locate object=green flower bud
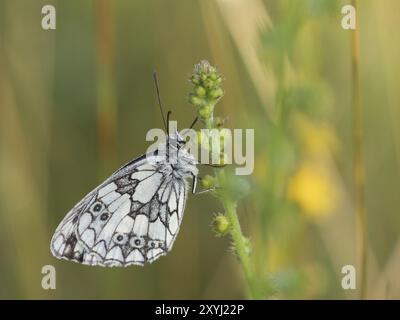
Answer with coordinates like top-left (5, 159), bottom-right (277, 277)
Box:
top-left (201, 174), bottom-right (216, 189)
top-left (190, 75), bottom-right (200, 85)
top-left (203, 79), bottom-right (214, 89)
top-left (189, 94), bottom-right (203, 107)
top-left (195, 85), bottom-right (206, 98)
top-left (210, 73), bottom-right (218, 81)
top-left (209, 88), bottom-right (224, 100)
top-left (212, 213), bottom-right (230, 236)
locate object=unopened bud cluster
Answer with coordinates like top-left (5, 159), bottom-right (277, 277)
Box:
top-left (189, 60), bottom-right (224, 123)
top-left (189, 61), bottom-right (231, 237)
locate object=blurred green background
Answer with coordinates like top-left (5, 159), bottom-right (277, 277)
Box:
top-left (0, 0), bottom-right (399, 299)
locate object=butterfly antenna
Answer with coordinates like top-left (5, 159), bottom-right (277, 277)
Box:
top-left (166, 110), bottom-right (172, 136)
top-left (189, 116), bottom-right (198, 130)
top-left (153, 71), bottom-right (168, 132)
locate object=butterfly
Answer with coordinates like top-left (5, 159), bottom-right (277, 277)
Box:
top-left (50, 74), bottom-right (200, 267)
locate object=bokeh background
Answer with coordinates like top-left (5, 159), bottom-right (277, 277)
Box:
top-left (0, 0), bottom-right (399, 299)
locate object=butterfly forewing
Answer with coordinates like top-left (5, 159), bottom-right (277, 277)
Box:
top-left (51, 153), bottom-right (190, 267)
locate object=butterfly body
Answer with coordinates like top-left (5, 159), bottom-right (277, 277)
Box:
top-left (51, 133), bottom-right (198, 267)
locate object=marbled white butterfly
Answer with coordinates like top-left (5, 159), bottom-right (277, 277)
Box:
top-left (50, 73), bottom-right (200, 267)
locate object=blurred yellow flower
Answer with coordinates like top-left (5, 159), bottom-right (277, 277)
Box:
top-left (287, 162), bottom-right (337, 217)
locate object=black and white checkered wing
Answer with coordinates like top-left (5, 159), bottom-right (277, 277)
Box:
top-left (50, 154), bottom-right (188, 267)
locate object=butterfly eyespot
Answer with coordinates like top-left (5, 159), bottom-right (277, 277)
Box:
top-left (148, 240), bottom-right (159, 248)
top-left (100, 213), bottom-right (109, 221)
top-left (112, 233), bottom-right (128, 245)
top-left (91, 202), bottom-right (103, 213)
top-left (129, 236), bottom-right (145, 248)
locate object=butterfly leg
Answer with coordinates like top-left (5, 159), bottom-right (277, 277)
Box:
top-left (191, 174), bottom-right (219, 195)
top-left (191, 172), bottom-right (198, 194)
top-left (193, 188), bottom-right (216, 195)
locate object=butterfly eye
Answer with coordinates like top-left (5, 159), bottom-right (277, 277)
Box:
top-left (129, 236), bottom-right (145, 248)
top-left (113, 233), bottom-right (128, 245)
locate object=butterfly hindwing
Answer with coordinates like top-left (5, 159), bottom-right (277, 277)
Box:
top-left (50, 154), bottom-right (189, 267)
top-left (50, 190), bottom-right (96, 263)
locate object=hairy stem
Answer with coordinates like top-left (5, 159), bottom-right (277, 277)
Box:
top-left (190, 60), bottom-right (260, 298)
top-left (204, 123), bottom-right (259, 299)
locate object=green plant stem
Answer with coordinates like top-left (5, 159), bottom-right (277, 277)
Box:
top-left (218, 172), bottom-right (258, 299)
top-left (351, 0), bottom-right (368, 300)
top-left (204, 119), bottom-right (259, 299)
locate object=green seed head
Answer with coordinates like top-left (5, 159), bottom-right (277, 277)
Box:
top-left (201, 174), bottom-right (216, 189)
top-left (209, 88), bottom-right (224, 100)
top-left (190, 75), bottom-right (200, 85)
top-left (188, 94), bottom-right (204, 107)
top-left (189, 60), bottom-right (223, 118)
top-left (212, 213), bottom-right (230, 236)
top-left (203, 79), bottom-right (214, 89)
top-left (195, 85), bottom-right (206, 98)
top-left (210, 73), bottom-right (218, 81)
